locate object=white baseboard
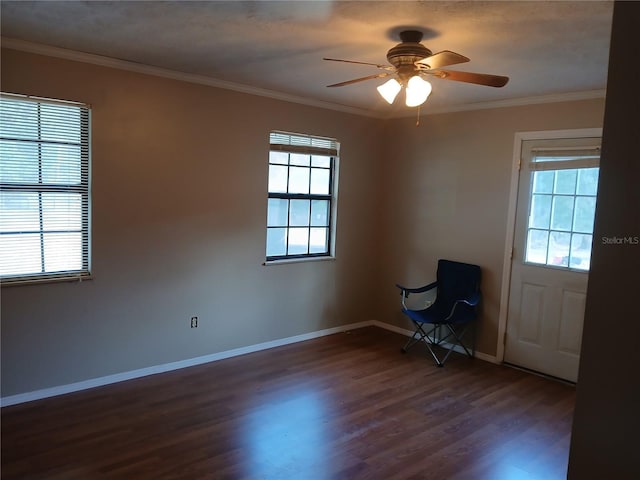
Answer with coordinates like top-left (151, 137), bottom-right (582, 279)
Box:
top-left (1, 319), bottom-right (497, 407)
top-left (1, 321), bottom-right (373, 407)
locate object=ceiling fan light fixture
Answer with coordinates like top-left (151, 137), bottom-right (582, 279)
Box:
top-left (405, 75), bottom-right (432, 107)
top-left (377, 78), bottom-right (402, 104)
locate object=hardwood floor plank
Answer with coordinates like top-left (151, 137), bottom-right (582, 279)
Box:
top-left (1, 327), bottom-right (575, 479)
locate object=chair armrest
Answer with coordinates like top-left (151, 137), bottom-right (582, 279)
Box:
top-left (444, 292), bottom-right (481, 322)
top-left (396, 281), bottom-right (438, 298)
top-left (456, 291), bottom-right (481, 307)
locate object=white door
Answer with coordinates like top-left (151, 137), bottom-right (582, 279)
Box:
top-left (505, 137), bottom-right (600, 382)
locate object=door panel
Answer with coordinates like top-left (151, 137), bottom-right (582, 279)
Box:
top-left (519, 283), bottom-right (544, 345)
top-left (558, 290), bottom-right (586, 355)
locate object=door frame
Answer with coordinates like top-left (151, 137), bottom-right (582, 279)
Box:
top-left (496, 127), bottom-right (603, 363)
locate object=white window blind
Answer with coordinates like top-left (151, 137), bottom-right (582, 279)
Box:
top-left (270, 131), bottom-right (339, 156)
top-left (0, 93), bottom-right (91, 284)
top-left (530, 146), bottom-right (600, 170)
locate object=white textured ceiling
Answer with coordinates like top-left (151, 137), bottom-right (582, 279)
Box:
top-left (0, 1), bottom-right (614, 116)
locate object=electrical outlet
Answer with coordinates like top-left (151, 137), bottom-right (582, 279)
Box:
top-left (190, 316), bottom-right (198, 328)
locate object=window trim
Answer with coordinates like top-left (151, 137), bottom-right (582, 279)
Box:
top-left (0, 92), bottom-right (92, 286)
top-left (265, 131), bottom-right (339, 263)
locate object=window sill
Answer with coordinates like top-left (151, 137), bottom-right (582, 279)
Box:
top-left (263, 256), bottom-right (336, 267)
top-left (1, 274), bottom-right (93, 287)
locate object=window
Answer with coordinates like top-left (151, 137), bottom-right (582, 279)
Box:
top-left (266, 131), bottom-right (338, 261)
top-left (0, 93), bottom-right (91, 284)
top-left (525, 147), bottom-right (599, 271)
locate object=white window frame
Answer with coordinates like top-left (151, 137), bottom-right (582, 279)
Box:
top-left (265, 131), bottom-right (339, 264)
top-left (0, 92), bottom-right (91, 285)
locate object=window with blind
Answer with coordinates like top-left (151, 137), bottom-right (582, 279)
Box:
top-left (266, 131), bottom-right (338, 261)
top-left (0, 93), bottom-right (91, 284)
top-left (525, 146), bottom-right (600, 271)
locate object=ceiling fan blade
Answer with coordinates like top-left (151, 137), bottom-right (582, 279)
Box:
top-left (430, 69), bottom-right (509, 87)
top-left (327, 72), bottom-right (391, 88)
top-left (416, 50), bottom-right (470, 69)
top-left (323, 57), bottom-right (394, 71)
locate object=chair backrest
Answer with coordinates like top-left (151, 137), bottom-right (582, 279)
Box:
top-left (436, 259), bottom-right (481, 312)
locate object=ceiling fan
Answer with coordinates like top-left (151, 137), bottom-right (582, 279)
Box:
top-left (324, 30), bottom-right (509, 107)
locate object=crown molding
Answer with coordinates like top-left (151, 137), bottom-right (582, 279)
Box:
top-left (1, 37), bottom-right (385, 119)
top-left (2, 37), bottom-right (605, 120)
top-left (393, 89), bottom-right (607, 118)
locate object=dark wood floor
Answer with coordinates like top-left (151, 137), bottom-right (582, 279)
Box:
top-left (1, 327), bottom-right (575, 480)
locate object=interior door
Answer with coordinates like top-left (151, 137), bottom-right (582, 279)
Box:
top-left (505, 137), bottom-right (600, 382)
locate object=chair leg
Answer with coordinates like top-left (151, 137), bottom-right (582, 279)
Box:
top-left (402, 321), bottom-right (476, 367)
top-left (444, 324), bottom-right (473, 356)
top-left (402, 322), bottom-right (430, 353)
top-left (402, 322), bottom-right (445, 367)
top-left (442, 323), bottom-right (476, 362)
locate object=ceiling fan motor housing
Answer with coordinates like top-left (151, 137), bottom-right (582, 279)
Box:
top-left (386, 30), bottom-right (432, 67)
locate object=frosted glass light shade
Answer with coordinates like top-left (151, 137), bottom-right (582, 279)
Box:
top-left (377, 78), bottom-right (402, 104)
top-left (405, 76), bottom-right (432, 107)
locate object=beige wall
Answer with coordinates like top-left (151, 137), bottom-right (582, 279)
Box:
top-left (377, 100), bottom-right (605, 355)
top-left (0, 49), bottom-right (384, 397)
top-left (1, 47), bottom-right (606, 398)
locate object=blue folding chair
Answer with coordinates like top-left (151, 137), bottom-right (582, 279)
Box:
top-left (396, 259), bottom-right (481, 367)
